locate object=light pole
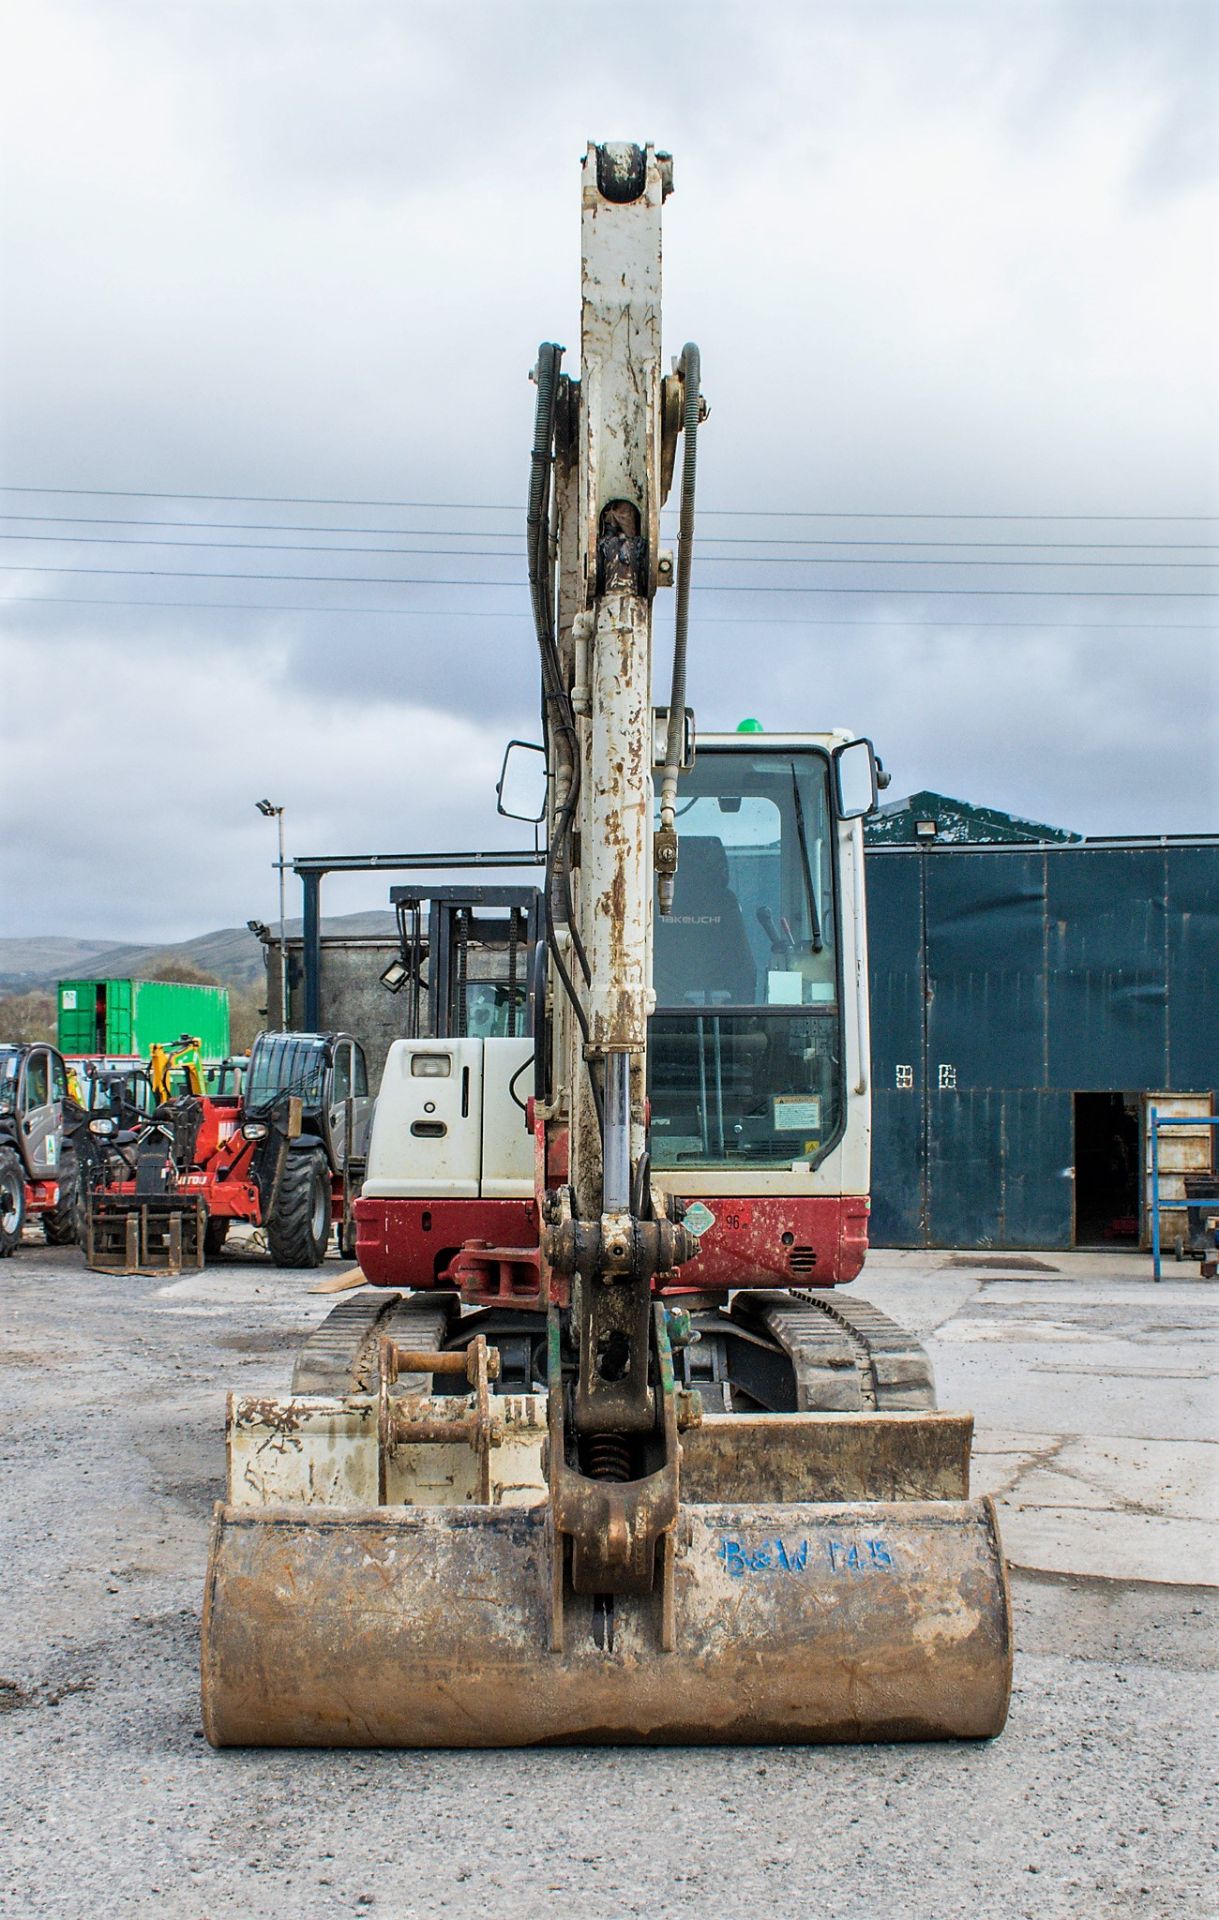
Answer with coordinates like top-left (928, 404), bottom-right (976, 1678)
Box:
top-left (255, 800), bottom-right (287, 1029)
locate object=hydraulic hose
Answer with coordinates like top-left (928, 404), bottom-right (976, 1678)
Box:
top-left (658, 343), bottom-right (700, 914)
top-left (527, 343), bottom-right (562, 658)
top-left (526, 342), bottom-right (600, 1131)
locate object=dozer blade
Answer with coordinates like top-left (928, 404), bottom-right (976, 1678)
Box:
top-left (202, 1397), bottom-right (1013, 1743)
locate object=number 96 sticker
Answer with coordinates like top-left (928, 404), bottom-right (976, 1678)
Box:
top-left (718, 1536), bottom-right (895, 1577)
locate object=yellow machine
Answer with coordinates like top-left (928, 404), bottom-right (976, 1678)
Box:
top-left (148, 1036), bottom-right (205, 1105)
top-left (200, 143), bottom-right (1012, 1748)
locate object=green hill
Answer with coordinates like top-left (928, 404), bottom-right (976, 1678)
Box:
top-left (0, 912), bottom-right (399, 996)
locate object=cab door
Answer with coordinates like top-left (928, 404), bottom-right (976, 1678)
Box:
top-left (18, 1047), bottom-right (60, 1178)
top-left (326, 1040), bottom-right (352, 1168)
top-left (349, 1043), bottom-right (372, 1161)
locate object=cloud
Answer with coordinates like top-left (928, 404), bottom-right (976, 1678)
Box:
top-left (0, 621), bottom-right (523, 939)
top-left (0, 0), bottom-right (1215, 935)
top-left (670, 607), bottom-right (1218, 834)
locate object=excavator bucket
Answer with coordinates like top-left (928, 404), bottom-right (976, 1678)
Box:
top-left (201, 1347), bottom-right (1012, 1747)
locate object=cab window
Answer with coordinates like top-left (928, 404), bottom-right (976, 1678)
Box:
top-left (24, 1052), bottom-right (49, 1109)
top-left (330, 1043), bottom-right (351, 1105)
top-left (648, 747), bottom-right (845, 1173)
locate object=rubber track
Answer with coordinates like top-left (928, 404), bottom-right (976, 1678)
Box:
top-left (795, 1289), bottom-right (937, 1410)
top-left (732, 1289), bottom-right (936, 1413)
top-left (291, 1291), bottom-right (456, 1395)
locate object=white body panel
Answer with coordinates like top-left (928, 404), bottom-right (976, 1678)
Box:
top-left (363, 1037), bottom-right (534, 1201)
top-left (480, 1038), bottom-right (535, 1198)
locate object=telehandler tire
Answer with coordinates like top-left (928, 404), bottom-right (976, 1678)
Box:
top-left (203, 1216), bottom-right (231, 1258)
top-left (42, 1147), bottom-right (79, 1246)
top-left (0, 1147), bottom-right (26, 1257)
top-left (266, 1151), bottom-right (331, 1268)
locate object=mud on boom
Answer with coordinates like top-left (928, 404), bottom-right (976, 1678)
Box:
top-left (201, 143), bottom-right (1012, 1749)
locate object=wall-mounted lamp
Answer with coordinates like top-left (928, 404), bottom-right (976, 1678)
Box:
top-left (380, 957), bottom-right (411, 994)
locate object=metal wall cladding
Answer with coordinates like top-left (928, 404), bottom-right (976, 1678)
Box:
top-left (924, 852), bottom-right (1046, 1090)
top-left (869, 855), bottom-right (925, 1247)
top-left (1165, 848), bottom-right (1219, 1090)
top-left (866, 842), bottom-right (1218, 1250)
top-left (130, 981), bottom-right (230, 1059)
top-left (1046, 850), bottom-right (1167, 1090)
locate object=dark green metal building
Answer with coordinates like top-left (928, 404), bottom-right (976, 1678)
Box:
top-left (864, 798), bottom-right (1218, 1249)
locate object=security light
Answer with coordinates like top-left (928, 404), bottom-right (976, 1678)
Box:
top-left (380, 957), bottom-right (410, 994)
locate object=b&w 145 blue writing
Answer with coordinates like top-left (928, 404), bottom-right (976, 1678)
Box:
top-left (718, 1536), bottom-right (895, 1577)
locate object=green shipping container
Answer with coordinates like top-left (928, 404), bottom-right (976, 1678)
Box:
top-left (57, 979), bottom-right (231, 1060)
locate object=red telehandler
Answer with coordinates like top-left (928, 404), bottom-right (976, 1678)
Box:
top-left (82, 1030), bottom-right (371, 1272)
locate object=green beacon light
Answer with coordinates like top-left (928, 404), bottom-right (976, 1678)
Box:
top-left (735, 717), bottom-right (764, 733)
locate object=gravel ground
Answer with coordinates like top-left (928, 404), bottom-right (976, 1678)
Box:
top-left (1, 1240), bottom-right (1215, 1920)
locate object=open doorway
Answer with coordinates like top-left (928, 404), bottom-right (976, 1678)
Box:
top-left (1074, 1092), bottom-right (1140, 1246)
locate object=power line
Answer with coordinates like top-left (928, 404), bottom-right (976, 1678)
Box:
top-left (0, 531), bottom-right (1210, 571)
top-left (0, 512), bottom-right (1214, 553)
top-left (1, 484), bottom-right (1215, 521)
top-left (6, 593), bottom-right (1216, 631)
top-left (3, 564), bottom-right (1213, 597)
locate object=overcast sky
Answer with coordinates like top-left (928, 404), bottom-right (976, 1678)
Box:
top-left (2, 0), bottom-right (1216, 941)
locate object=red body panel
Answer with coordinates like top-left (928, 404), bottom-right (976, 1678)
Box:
top-left (173, 1099), bottom-right (263, 1220)
top-left (354, 1191), bottom-right (868, 1300)
top-left (355, 1196), bottom-right (540, 1293)
top-left (173, 1166), bottom-right (262, 1221)
top-left (663, 1194), bottom-right (869, 1291)
top-left (23, 1177), bottom-right (61, 1216)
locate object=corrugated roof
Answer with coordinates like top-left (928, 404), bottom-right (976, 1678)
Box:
top-left (865, 789), bottom-right (1080, 846)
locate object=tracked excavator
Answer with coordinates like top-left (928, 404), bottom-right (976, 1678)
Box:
top-left (201, 142), bottom-right (1012, 1747)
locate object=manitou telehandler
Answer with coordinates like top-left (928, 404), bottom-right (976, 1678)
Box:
top-left (83, 1029), bottom-right (371, 1273)
top-left (201, 143), bottom-right (1012, 1748)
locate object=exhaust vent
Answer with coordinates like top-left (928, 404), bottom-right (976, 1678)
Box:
top-left (788, 1245), bottom-right (817, 1275)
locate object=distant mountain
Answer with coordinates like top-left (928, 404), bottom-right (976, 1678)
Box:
top-left (56, 926), bottom-right (269, 991)
top-left (0, 936), bottom-right (128, 995)
top-left (0, 911), bottom-right (399, 996)
top-left (0, 935), bottom-right (126, 984)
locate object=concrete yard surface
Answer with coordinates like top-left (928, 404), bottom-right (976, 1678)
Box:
top-left (0, 1242), bottom-right (1215, 1919)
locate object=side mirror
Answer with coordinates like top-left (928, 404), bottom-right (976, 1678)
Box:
top-left (832, 737), bottom-right (879, 819)
top-left (496, 740), bottom-right (547, 823)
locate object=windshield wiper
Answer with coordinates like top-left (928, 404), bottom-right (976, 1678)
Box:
top-left (790, 765), bottom-right (823, 954)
